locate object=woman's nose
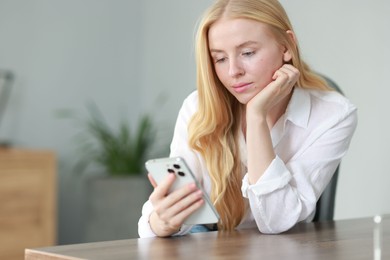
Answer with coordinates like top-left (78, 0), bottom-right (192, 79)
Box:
top-left (229, 59), bottom-right (245, 77)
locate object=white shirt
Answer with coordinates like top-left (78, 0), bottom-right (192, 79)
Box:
top-left (138, 87), bottom-right (358, 238)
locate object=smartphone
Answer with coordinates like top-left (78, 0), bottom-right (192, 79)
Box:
top-left (145, 156), bottom-right (220, 225)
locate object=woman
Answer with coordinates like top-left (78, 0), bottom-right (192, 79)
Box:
top-left (138, 0), bottom-right (357, 238)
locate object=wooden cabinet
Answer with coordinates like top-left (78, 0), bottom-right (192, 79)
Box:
top-left (0, 148), bottom-right (56, 260)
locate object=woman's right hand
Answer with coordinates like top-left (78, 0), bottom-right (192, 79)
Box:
top-left (147, 172), bottom-right (204, 237)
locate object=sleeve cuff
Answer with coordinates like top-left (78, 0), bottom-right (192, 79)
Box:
top-left (138, 200), bottom-right (157, 238)
top-left (241, 156), bottom-right (292, 198)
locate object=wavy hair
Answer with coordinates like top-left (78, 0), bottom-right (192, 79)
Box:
top-left (188, 0), bottom-right (331, 231)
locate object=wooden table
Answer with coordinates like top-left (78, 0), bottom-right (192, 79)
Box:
top-left (25, 216), bottom-right (389, 260)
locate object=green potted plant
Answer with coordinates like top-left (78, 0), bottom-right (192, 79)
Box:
top-left (67, 102), bottom-right (158, 176)
top-left (58, 102), bottom-right (168, 241)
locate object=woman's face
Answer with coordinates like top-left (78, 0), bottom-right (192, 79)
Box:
top-left (208, 18), bottom-right (288, 104)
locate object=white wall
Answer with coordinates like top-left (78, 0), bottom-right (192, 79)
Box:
top-left (0, 0), bottom-right (149, 244)
top-left (141, 0), bottom-right (212, 133)
top-left (0, 0), bottom-right (388, 244)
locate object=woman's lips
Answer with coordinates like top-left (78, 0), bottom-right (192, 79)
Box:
top-left (232, 82), bottom-right (252, 93)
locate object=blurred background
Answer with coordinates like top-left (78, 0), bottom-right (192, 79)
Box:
top-left (0, 0), bottom-right (388, 251)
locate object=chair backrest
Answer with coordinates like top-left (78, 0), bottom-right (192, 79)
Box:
top-left (0, 70), bottom-right (13, 147)
top-left (312, 74), bottom-right (342, 222)
top-left (0, 70), bottom-right (13, 124)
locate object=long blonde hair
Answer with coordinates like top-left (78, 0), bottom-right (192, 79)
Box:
top-left (188, 0), bottom-right (331, 231)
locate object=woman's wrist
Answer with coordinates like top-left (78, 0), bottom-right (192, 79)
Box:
top-left (149, 211), bottom-right (181, 237)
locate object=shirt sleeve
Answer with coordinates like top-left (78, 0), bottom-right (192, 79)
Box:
top-left (241, 104), bottom-right (358, 234)
top-left (137, 200), bottom-right (156, 238)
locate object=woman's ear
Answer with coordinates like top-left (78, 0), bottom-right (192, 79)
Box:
top-left (283, 30), bottom-right (296, 63)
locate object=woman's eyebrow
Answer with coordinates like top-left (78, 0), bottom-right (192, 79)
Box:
top-left (237, 40), bottom-right (258, 48)
top-left (210, 40), bottom-right (259, 53)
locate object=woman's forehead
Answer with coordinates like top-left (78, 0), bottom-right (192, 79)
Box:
top-left (208, 18), bottom-right (275, 49)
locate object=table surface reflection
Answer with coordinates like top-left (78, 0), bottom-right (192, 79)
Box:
top-left (25, 216), bottom-right (390, 260)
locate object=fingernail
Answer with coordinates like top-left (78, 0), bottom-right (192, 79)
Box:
top-left (188, 183), bottom-right (196, 190)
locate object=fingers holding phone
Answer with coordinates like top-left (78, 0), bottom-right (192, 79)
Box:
top-left (147, 171), bottom-right (204, 236)
top-left (145, 157), bottom-right (220, 237)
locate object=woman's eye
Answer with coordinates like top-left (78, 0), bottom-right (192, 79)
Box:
top-left (215, 57), bottom-right (226, 63)
top-left (242, 51), bottom-right (255, 57)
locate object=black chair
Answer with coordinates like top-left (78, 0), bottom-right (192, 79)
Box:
top-left (0, 70), bottom-right (14, 147)
top-left (312, 74), bottom-right (342, 222)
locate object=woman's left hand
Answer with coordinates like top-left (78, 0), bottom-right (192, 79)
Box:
top-left (247, 64), bottom-right (299, 118)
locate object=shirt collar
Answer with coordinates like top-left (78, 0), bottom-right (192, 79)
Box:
top-left (285, 87), bottom-right (311, 129)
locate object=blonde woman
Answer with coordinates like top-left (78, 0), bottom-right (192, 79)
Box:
top-left (138, 0), bottom-right (357, 238)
